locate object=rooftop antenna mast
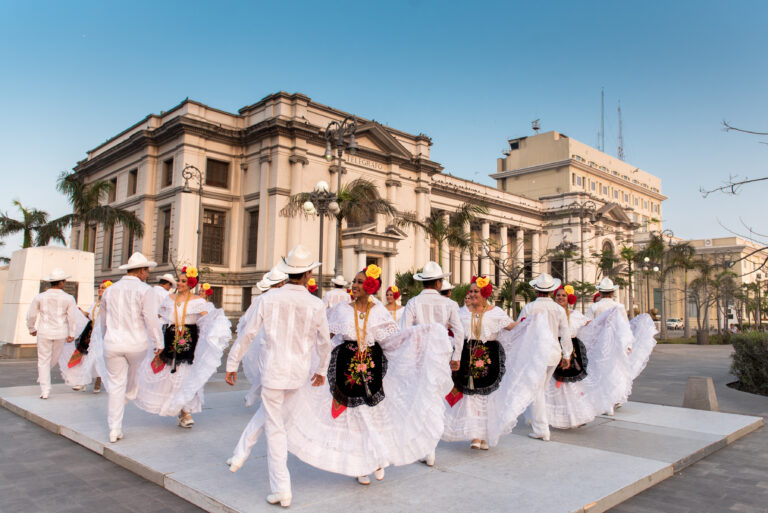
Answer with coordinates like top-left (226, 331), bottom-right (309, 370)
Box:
top-left (617, 100), bottom-right (625, 160)
top-left (532, 119), bottom-right (541, 134)
top-left (600, 87), bottom-right (605, 151)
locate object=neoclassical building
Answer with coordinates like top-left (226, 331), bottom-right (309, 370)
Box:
top-left (70, 92), bottom-right (664, 315)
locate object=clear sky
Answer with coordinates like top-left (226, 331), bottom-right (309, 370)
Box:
top-left (1, 0), bottom-right (767, 256)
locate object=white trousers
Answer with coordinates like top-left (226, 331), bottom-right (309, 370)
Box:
top-left (262, 387), bottom-right (298, 494)
top-left (233, 404), bottom-right (266, 464)
top-left (104, 349), bottom-right (145, 431)
top-left (529, 364), bottom-right (558, 436)
top-left (37, 337), bottom-right (66, 394)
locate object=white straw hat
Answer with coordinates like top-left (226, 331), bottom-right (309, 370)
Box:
top-left (331, 275), bottom-right (348, 287)
top-left (43, 268), bottom-right (70, 282)
top-left (119, 252), bottom-right (158, 271)
top-left (158, 273), bottom-right (177, 288)
top-left (265, 267), bottom-right (288, 285)
top-left (596, 277), bottom-right (620, 292)
top-left (275, 245), bottom-right (321, 274)
top-left (530, 273), bottom-right (561, 292)
top-left (413, 261), bottom-right (450, 281)
top-left (441, 281), bottom-right (455, 291)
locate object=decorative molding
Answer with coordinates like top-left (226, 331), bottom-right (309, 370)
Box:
top-left (329, 164), bottom-right (347, 175)
top-left (289, 155), bottom-right (309, 166)
top-left (267, 187), bottom-right (291, 197)
top-left (259, 154), bottom-right (272, 164)
top-left (385, 179), bottom-right (402, 187)
top-left (415, 186), bottom-right (430, 194)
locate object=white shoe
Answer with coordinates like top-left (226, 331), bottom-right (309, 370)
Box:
top-left (40, 391), bottom-right (49, 399)
top-left (72, 385), bottom-right (86, 391)
top-left (421, 451), bottom-right (435, 467)
top-left (178, 411), bottom-right (194, 428)
top-left (374, 468), bottom-right (385, 481)
top-left (109, 430), bottom-right (123, 443)
top-left (357, 475), bottom-right (371, 485)
top-left (266, 492), bottom-right (292, 507)
top-left (605, 406), bottom-right (615, 416)
top-left (93, 378), bottom-right (102, 393)
top-left (229, 456), bottom-right (245, 473)
top-left (528, 432), bottom-right (550, 441)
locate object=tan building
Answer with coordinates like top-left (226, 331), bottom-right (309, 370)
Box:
top-left (70, 93), bottom-right (663, 316)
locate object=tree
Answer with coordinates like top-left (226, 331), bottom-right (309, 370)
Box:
top-left (713, 268), bottom-right (739, 334)
top-left (0, 200), bottom-right (66, 248)
top-left (689, 258), bottom-right (718, 344)
top-left (666, 242), bottom-right (696, 337)
top-left (0, 240), bottom-right (9, 264)
top-left (51, 172), bottom-right (144, 251)
top-left (619, 246), bottom-right (637, 319)
top-left (282, 178), bottom-right (399, 273)
top-left (413, 203), bottom-right (487, 266)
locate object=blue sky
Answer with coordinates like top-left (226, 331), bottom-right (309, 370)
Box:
top-left (1, 0), bottom-right (767, 255)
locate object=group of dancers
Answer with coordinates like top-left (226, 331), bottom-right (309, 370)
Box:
top-left (26, 244), bottom-right (656, 509)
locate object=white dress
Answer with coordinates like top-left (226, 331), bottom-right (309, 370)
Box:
top-left (442, 306), bottom-right (554, 445)
top-left (134, 296), bottom-right (231, 416)
top-left (628, 314), bottom-right (658, 380)
top-left (231, 301), bottom-right (453, 477)
top-left (59, 305), bottom-right (106, 389)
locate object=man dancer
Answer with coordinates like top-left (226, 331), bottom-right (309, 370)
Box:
top-left (153, 273), bottom-right (176, 304)
top-left (518, 273), bottom-right (573, 441)
top-left (225, 245), bottom-right (332, 508)
top-left (322, 275), bottom-right (349, 310)
top-left (99, 252), bottom-right (163, 443)
top-left (27, 267), bottom-right (79, 399)
top-left (399, 261), bottom-right (464, 466)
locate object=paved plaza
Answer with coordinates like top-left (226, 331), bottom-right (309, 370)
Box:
top-left (0, 345), bottom-right (766, 513)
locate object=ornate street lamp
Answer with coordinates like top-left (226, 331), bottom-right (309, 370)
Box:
top-left (642, 256), bottom-right (660, 314)
top-left (302, 181), bottom-right (341, 296)
top-left (323, 116), bottom-right (358, 277)
top-left (182, 164), bottom-right (204, 272)
top-left (568, 200), bottom-right (598, 313)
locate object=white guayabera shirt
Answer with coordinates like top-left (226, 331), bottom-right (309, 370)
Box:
top-left (99, 275), bottom-right (164, 353)
top-left (586, 297), bottom-right (632, 349)
top-left (27, 288), bottom-right (79, 339)
top-left (518, 297), bottom-right (573, 365)
top-left (323, 288), bottom-right (350, 311)
top-left (227, 283), bottom-right (332, 390)
top-left (399, 289), bottom-right (465, 359)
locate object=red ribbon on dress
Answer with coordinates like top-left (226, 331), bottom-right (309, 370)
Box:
top-left (151, 355), bottom-right (165, 374)
top-left (67, 350), bottom-right (82, 368)
top-left (331, 399), bottom-right (347, 418)
top-left (445, 387), bottom-right (463, 407)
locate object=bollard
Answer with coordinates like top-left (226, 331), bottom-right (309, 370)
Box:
top-left (682, 376), bottom-right (719, 411)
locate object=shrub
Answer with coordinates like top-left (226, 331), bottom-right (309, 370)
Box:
top-left (730, 332), bottom-right (768, 396)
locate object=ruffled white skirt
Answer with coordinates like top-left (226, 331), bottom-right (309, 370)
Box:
top-left (59, 315), bottom-right (110, 390)
top-left (134, 309), bottom-right (231, 416)
top-left (233, 323), bottom-right (453, 477)
top-left (442, 315), bottom-right (554, 445)
top-left (628, 314), bottom-right (658, 379)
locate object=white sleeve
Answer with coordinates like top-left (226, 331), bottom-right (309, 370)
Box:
top-left (26, 295), bottom-right (40, 333)
top-left (448, 304), bottom-right (465, 359)
top-left (226, 303), bottom-right (264, 372)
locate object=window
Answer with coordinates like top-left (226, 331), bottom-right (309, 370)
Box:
top-left (634, 198), bottom-right (639, 206)
top-left (590, 181), bottom-right (596, 191)
top-left (206, 158), bottom-right (229, 188)
top-left (602, 186), bottom-right (608, 195)
top-left (613, 190), bottom-right (619, 199)
top-left (108, 178), bottom-right (117, 202)
top-left (157, 207), bottom-right (172, 263)
top-left (246, 209), bottom-right (259, 265)
top-left (202, 209), bottom-right (226, 265)
top-left (210, 286), bottom-right (223, 308)
top-left (128, 169), bottom-right (138, 196)
top-left (103, 226), bottom-right (114, 270)
top-left (121, 226), bottom-right (135, 264)
top-left (624, 193), bottom-right (629, 203)
top-left (162, 158), bottom-right (173, 187)
top-left (509, 140), bottom-right (519, 151)
top-left (644, 201), bottom-right (649, 210)
top-left (576, 176), bottom-right (582, 186)
top-left (242, 287), bottom-right (252, 311)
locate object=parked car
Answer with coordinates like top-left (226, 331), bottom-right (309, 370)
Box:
top-left (666, 318), bottom-right (683, 330)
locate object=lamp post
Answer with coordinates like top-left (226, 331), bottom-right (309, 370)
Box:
top-left (302, 181), bottom-right (341, 296)
top-left (554, 240), bottom-right (577, 283)
top-left (568, 200), bottom-right (598, 313)
top-left (757, 272), bottom-right (762, 331)
top-left (182, 164), bottom-right (204, 272)
top-left (323, 117), bottom-right (358, 277)
top-left (642, 256), bottom-right (660, 315)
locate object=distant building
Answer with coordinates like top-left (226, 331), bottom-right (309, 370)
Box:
top-left (70, 93), bottom-right (664, 315)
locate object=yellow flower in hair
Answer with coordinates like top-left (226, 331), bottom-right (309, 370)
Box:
top-left (103, 280), bottom-right (113, 288)
top-left (201, 282), bottom-right (211, 291)
top-left (391, 285), bottom-right (399, 293)
top-left (365, 264), bottom-right (382, 280)
top-left (307, 278), bottom-right (317, 287)
top-left (186, 266), bottom-right (198, 278)
top-left (476, 276), bottom-right (490, 289)
top-left (564, 285), bottom-right (575, 295)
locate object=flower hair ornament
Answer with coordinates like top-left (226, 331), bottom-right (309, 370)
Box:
top-left (386, 285), bottom-right (400, 300)
top-left (101, 280), bottom-right (113, 288)
top-left (181, 266), bottom-right (198, 289)
top-left (201, 282), bottom-right (213, 297)
top-left (471, 275), bottom-right (493, 299)
top-left (557, 284), bottom-right (578, 306)
top-left (307, 278), bottom-right (318, 294)
top-left (362, 264), bottom-right (382, 295)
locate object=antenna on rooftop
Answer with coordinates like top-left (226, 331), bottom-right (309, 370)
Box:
top-left (599, 88), bottom-right (605, 152)
top-left (531, 119), bottom-right (541, 134)
top-left (617, 100), bottom-right (625, 160)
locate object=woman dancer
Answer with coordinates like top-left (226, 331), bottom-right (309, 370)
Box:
top-left (384, 285), bottom-right (403, 321)
top-left (443, 276), bottom-right (554, 449)
top-left (60, 280), bottom-right (112, 393)
top-left (135, 267), bottom-right (230, 427)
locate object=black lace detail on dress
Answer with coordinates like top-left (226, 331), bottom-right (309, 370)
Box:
top-left (553, 337), bottom-right (588, 382)
top-left (160, 324), bottom-right (199, 373)
top-left (328, 340), bottom-right (388, 408)
top-left (451, 340), bottom-right (506, 396)
top-left (74, 321), bottom-right (93, 354)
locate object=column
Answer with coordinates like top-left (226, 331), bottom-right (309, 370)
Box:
top-left (498, 225), bottom-right (508, 282)
top-left (414, 187), bottom-right (427, 265)
top-left (461, 220), bottom-right (471, 282)
top-left (515, 228), bottom-right (525, 271)
top-left (531, 231), bottom-right (541, 276)
top-left (451, 247), bottom-right (460, 284)
top-left (256, 155), bottom-right (270, 269)
top-left (386, 254), bottom-right (396, 293)
top-left (357, 250), bottom-right (367, 271)
top-left (287, 155), bottom-right (307, 249)
top-left (480, 221), bottom-right (490, 276)
top-left (440, 212), bottom-right (450, 272)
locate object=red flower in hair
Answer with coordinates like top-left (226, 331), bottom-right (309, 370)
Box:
top-left (472, 275), bottom-right (492, 298)
top-left (205, 288), bottom-right (213, 297)
top-left (187, 276), bottom-right (198, 289)
top-left (387, 286), bottom-right (400, 300)
top-left (363, 276), bottom-right (380, 295)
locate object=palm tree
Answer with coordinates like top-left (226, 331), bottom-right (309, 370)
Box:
top-left (667, 242), bottom-right (696, 337)
top-left (49, 172), bottom-right (144, 252)
top-left (620, 246), bottom-right (636, 319)
top-left (0, 200), bottom-right (66, 248)
top-left (413, 202), bottom-right (487, 266)
top-left (0, 240), bottom-right (9, 264)
top-left (281, 178), bottom-right (399, 273)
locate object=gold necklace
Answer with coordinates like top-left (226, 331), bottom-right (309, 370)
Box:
top-left (470, 304), bottom-right (487, 340)
top-left (353, 301), bottom-right (372, 352)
